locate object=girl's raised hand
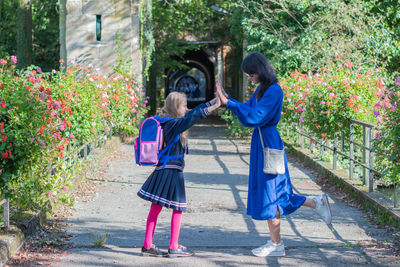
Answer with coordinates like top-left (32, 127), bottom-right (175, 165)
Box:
top-left (215, 93), bottom-right (221, 107)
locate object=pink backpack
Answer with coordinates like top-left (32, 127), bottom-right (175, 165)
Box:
top-left (134, 115), bottom-right (182, 168)
top-left (134, 116), bottom-right (164, 166)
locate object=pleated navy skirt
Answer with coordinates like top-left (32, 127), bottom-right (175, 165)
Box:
top-left (137, 168), bottom-right (187, 211)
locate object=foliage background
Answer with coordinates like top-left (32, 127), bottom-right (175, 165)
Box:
top-left (0, 0), bottom-right (59, 71)
top-left (236, 0), bottom-right (400, 78)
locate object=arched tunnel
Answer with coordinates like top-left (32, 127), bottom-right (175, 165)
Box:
top-left (165, 49), bottom-right (215, 108)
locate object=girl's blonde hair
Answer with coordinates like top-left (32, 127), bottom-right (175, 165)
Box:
top-left (160, 92), bottom-right (188, 146)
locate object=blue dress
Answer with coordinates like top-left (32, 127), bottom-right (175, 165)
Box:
top-left (226, 83), bottom-right (306, 220)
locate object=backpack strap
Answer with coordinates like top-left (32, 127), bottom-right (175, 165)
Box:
top-left (158, 134), bottom-right (184, 168)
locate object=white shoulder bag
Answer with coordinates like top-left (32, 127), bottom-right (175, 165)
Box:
top-left (258, 127), bottom-right (285, 175)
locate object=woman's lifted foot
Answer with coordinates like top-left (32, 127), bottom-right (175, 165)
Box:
top-left (141, 244), bottom-right (168, 257)
top-left (168, 244), bottom-right (194, 258)
top-left (313, 193), bottom-right (332, 224)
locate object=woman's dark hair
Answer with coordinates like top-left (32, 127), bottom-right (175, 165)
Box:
top-left (241, 52), bottom-right (278, 101)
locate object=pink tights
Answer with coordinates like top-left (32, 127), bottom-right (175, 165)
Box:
top-left (143, 203), bottom-right (183, 250)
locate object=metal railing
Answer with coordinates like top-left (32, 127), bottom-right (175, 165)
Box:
top-left (1, 128), bottom-right (116, 229)
top-left (281, 119), bottom-right (398, 208)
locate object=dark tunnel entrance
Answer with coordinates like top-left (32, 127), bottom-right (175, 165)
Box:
top-left (165, 49), bottom-right (215, 108)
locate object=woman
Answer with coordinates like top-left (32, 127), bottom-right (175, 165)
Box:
top-left (216, 52), bottom-right (331, 257)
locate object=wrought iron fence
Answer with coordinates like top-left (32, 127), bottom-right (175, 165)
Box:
top-left (281, 119), bottom-right (398, 208)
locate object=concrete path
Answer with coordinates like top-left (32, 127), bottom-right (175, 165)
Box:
top-left (55, 118), bottom-right (399, 266)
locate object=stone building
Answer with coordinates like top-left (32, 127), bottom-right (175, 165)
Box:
top-left (64, 0), bottom-right (244, 111)
top-left (65, 0), bottom-right (143, 81)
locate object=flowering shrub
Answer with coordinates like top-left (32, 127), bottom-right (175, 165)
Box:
top-left (374, 78), bottom-right (400, 185)
top-left (0, 55), bottom-right (148, 211)
top-left (281, 62), bottom-right (382, 139)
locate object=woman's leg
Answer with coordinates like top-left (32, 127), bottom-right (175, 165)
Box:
top-left (267, 209), bottom-right (281, 244)
top-left (302, 198), bottom-right (316, 209)
top-left (169, 209), bottom-right (183, 250)
top-left (143, 203), bottom-right (163, 249)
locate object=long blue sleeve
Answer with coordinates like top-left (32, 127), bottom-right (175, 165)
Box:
top-left (163, 103), bottom-right (209, 144)
top-left (226, 83), bottom-right (282, 128)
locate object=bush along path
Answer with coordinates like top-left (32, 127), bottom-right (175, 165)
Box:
top-left (4, 117), bottom-right (400, 266)
top-left (0, 55), bottom-right (149, 223)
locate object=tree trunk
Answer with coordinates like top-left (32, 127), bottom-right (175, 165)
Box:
top-left (59, 0), bottom-right (67, 69)
top-left (16, 0), bottom-right (32, 69)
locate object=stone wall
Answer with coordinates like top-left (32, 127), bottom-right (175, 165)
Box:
top-left (66, 0), bottom-right (142, 81)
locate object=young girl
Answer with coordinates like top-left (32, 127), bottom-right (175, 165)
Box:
top-left (216, 52), bottom-right (332, 257)
top-left (137, 92), bottom-right (220, 257)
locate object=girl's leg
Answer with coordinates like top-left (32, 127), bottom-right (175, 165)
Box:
top-left (143, 203), bottom-right (163, 249)
top-left (267, 209), bottom-right (281, 244)
top-left (302, 197), bottom-right (316, 209)
top-left (169, 209), bottom-right (183, 250)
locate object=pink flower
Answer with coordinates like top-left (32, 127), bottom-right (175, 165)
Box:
top-left (320, 101), bottom-right (326, 105)
top-left (395, 77), bottom-right (400, 87)
top-left (10, 55), bottom-right (17, 64)
top-left (62, 186), bottom-right (67, 192)
top-left (376, 134), bottom-right (381, 140)
top-left (54, 132), bottom-right (61, 139)
top-left (0, 59), bottom-right (7, 65)
top-left (0, 169), bottom-right (2, 173)
top-left (47, 191), bottom-right (53, 197)
top-left (299, 117), bottom-right (304, 123)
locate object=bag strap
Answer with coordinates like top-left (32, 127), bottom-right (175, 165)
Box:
top-left (158, 134), bottom-right (184, 168)
top-left (258, 127), bottom-right (265, 149)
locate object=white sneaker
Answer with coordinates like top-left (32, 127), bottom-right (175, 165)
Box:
top-left (313, 194), bottom-right (332, 224)
top-left (251, 240), bottom-right (285, 257)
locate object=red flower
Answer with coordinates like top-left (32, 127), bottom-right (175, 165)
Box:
top-left (2, 152), bottom-right (8, 158)
top-left (344, 60), bottom-right (352, 68)
top-left (347, 98), bottom-right (355, 107)
top-left (1, 101), bottom-right (6, 108)
top-left (2, 136), bottom-right (7, 142)
top-left (0, 83), bottom-right (4, 89)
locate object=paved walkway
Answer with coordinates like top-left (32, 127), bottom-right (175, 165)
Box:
top-left (55, 118), bottom-right (398, 266)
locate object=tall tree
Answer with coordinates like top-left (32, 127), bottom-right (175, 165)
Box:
top-left (16, 0), bottom-right (32, 68)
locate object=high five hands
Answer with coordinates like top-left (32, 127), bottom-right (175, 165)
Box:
top-left (207, 84), bottom-right (222, 113)
top-left (216, 77), bottom-right (228, 106)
